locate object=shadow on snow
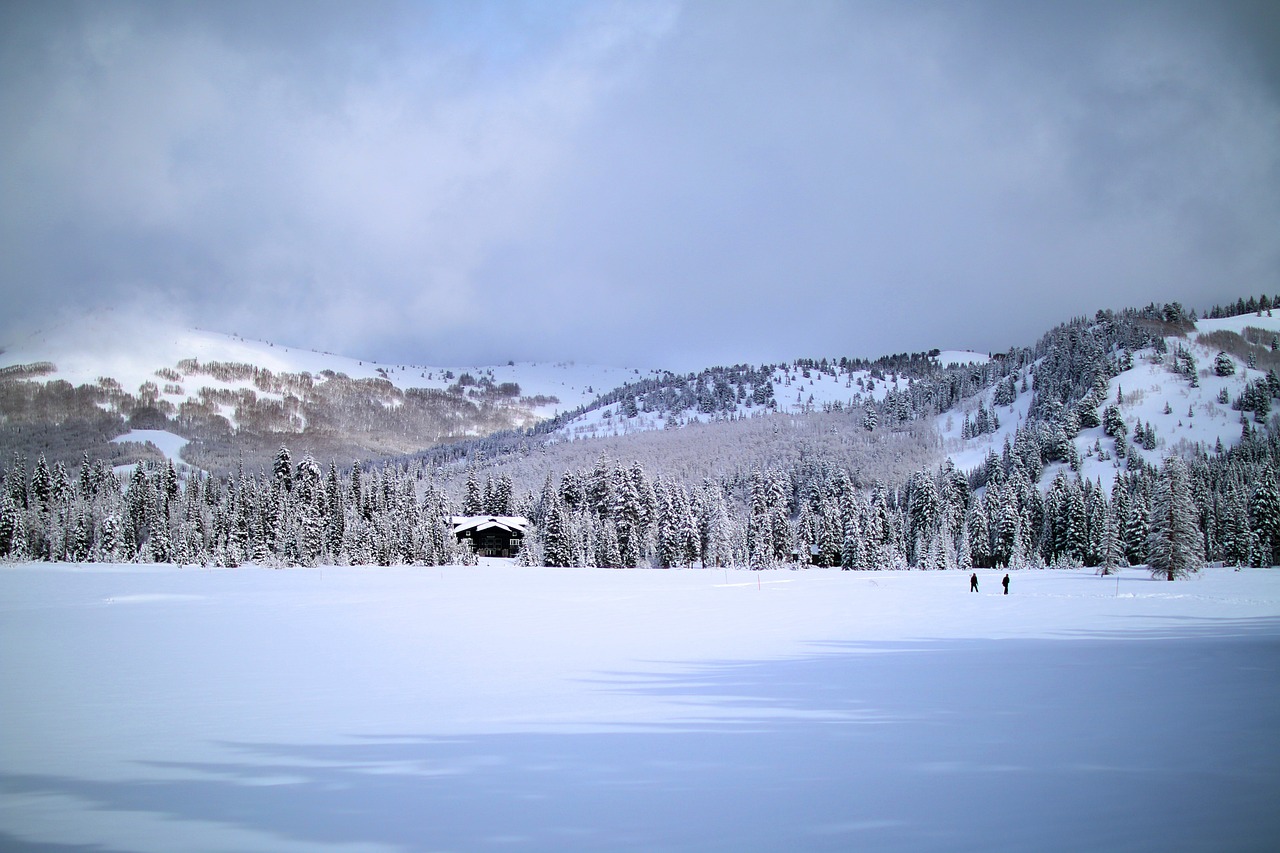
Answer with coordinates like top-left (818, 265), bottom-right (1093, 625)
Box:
top-left (5, 620), bottom-right (1280, 853)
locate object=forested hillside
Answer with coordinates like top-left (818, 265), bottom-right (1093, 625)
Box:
top-left (5, 296), bottom-right (1280, 577)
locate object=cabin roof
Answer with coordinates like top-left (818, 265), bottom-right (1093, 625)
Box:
top-left (451, 516), bottom-right (529, 536)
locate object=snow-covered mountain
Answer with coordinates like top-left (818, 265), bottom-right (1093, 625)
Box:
top-left (1, 310), bottom-right (649, 421)
top-left (5, 302), bottom-right (1279, 491)
top-left (0, 311), bottom-right (660, 472)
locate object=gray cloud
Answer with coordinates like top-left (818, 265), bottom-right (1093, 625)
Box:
top-left (2, 0), bottom-right (1277, 371)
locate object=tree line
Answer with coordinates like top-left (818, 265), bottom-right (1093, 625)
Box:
top-left (0, 447), bottom-right (474, 568)
top-left (4, 421), bottom-right (1277, 583)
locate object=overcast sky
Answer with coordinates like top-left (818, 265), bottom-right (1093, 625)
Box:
top-left (2, 1), bottom-right (1277, 371)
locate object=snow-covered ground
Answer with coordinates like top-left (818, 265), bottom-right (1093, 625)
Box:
top-left (2, 563), bottom-right (1278, 852)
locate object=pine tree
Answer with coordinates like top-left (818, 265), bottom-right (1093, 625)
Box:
top-left (31, 454), bottom-right (52, 513)
top-left (596, 519), bottom-right (622, 568)
top-left (490, 475), bottom-right (513, 515)
top-left (1063, 479), bottom-right (1087, 565)
top-left (1099, 503), bottom-right (1125, 574)
top-left (541, 497), bottom-right (573, 567)
top-left (325, 462), bottom-right (345, 556)
top-left (841, 511), bottom-right (864, 570)
top-left (1220, 485), bottom-right (1253, 567)
top-left (955, 521), bottom-right (973, 572)
top-left (966, 499), bottom-right (990, 568)
top-left (1248, 471), bottom-right (1280, 566)
top-left (148, 511), bottom-right (172, 564)
top-left (766, 468), bottom-right (793, 564)
top-left (463, 471), bottom-right (483, 515)
top-left (350, 459), bottom-right (365, 517)
top-left (818, 498), bottom-right (843, 567)
top-left (677, 486), bottom-right (700, 566)
top-left (747, 471), bottom-right (773, 569)
top-left (656, 482), bottom-right (681, 568)
top-left (1085, 483), bottom-right (1107, 566)
top-left (1125, 489), bottom-right (1149, 565)
top-left (0, 493), bottom-right (17, 557)
top-left (906, 471), bottom-right (940, 566)
top-left (273, 445), bottom-right (293, 492)
top-left (1146, 457), bottom-right (1204, 580)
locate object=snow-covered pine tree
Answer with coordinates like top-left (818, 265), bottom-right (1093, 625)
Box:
top-left (31, 454), bottom-right (52, 513)
top-left (1124, 486), bottom-right (1149, 566)
top-left (746, 470), bottom-right (773, 569)
top-left (1084, 482), bottom-right (1107, 566)
top-left (1098, 502), bottom-right (1125, 575)
top-left (463, 471), bottom-right (483, 516)
top-left (905, 471), bottom-right (940, 566)
top-left (966, 499), bottom-right (990, 568)
top-left (1146, 456), bottom-right (1203, 580)
top-left (0, 493), bottom-right (19, 556)
top-left (595, 518), bottom-right (622, 568)
top-left (841, 509), bottom-right (864, 570)
top-left (273, 445), bottom-right (293, 492)
top-left (1248, 471), bottom-right (1280, 567)
top-left (1220, 484), bottom-right (1253, 567)
top-left (767, 468), bottom-right (793, 564)
top-left (955, 520), bottom-right (972, 572)
top-left (491, 475), bottom-right (513, 515)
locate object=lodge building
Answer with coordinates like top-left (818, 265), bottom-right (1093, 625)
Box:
top-left (451, 516), bottom-right (529, 558)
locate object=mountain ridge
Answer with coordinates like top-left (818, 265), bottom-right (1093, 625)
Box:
top-left (5, 299), bottom-right (1280, 495)
top-left (0, 311), bottom-right (658, 473)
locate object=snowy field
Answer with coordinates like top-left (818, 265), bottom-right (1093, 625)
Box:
top-left (2, 563), bottom-right (1279, 852)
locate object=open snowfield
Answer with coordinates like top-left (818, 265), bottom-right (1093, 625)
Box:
top-left (2, 563), bottom-right (1279, 852)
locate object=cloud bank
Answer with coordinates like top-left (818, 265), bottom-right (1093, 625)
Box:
top-left (2, 1), bottom-right (1277, 370)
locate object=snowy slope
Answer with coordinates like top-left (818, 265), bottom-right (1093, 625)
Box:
top-left (1064, 313), bottom-right (1280, 490)
top-left (939, 369), bottom-right (1034, 473)
top-left (1, 562), bottom-right (1277, 852)
top-left (2, 311), bottom-right (1000, 460)
top-left (0, 311), bottom-right (655, 427)
top-left (938, 313), bottom-right (1280, 491)
top-left (553, 350), bottom-right (991, 441)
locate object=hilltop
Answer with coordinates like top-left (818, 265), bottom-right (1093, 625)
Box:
top-left (0, 310), bottom-right (657, 473)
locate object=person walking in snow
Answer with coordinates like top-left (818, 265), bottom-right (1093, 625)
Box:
top-left (1002, 573), bottom-right (1010, 595)
top-left (970, 572), bottom-right (979, 592)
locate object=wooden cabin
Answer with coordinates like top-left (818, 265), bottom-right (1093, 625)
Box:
top-left (451, 516), bottom-right (529, 558)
